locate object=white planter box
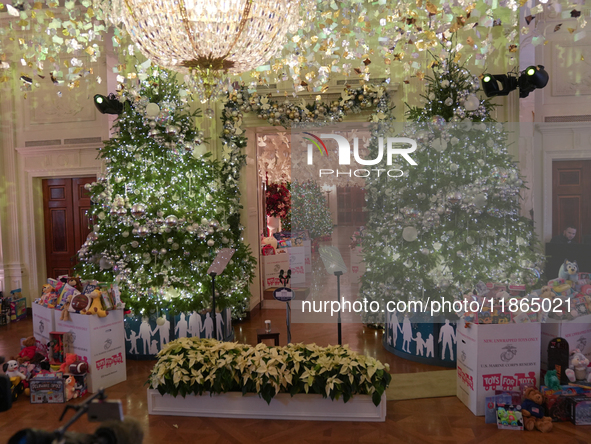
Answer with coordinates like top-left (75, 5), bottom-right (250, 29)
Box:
top-left (54, 310), bottom-right (127, 392)
top-left (456, 320), bottom-right (541, 416)
top-left (541, 314), bottom-right (591, 370)
top-left (32, 304), bottom-right (55, 346)
top-left (147, 389), bottom-right (386, 422)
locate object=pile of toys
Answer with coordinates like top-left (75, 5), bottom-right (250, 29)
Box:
top-left (35, 275), bottom-right (123, 320)
top-left (460, 260), bottom-right (591, 324)
top-left (0, 336), bottom-right (88, 406)
top-left (0, 289), bottom-right (27, 326)
top-left (261, 230), bottom-right (309, 256)
top-left (485, 386), bottom-right (554, 432)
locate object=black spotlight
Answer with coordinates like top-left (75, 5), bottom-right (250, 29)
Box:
top-left (518, 65), bottom-right (549, 98)
top-left (481, 73), bottom-right (518, 97)
top-left (94, 93), bottom-right (124, 115)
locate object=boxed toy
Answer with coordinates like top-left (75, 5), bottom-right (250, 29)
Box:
top-left (30, 373), bottom-right (65, 404)
top-left (484, 393), bottom-right (512, 424)
top-left (9, 297), bottom-right (27, 322)
top-left (48, 332), bottom-right (73, 364)
top-left (568, 395), bottom-right (591, 425)
top-left (541, 385), bottom-right (591, 422)
top-left (496, 404), bottom-right (524, 430)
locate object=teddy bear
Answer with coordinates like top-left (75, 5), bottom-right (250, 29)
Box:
top-left (521, 387), bottom-right (553, 433)
top-left (67, 277), bottom-right (83, 293)
top-left (566, 349), bottom-right (591, 382)
top-left (16, 336), bottom-right (37, 365)
top-left (81, 289), bottom-right (107, 317)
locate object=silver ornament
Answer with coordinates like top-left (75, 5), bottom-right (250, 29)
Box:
top-left (131, 203), bottom-right (146, 219)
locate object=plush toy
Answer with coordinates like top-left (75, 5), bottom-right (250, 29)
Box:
top-left (65, 375), bottom-right (78, 401)
top-left (17, 336), bottom-right (37, 364)
top-left (39, 284), bottom-right (55, 306)
top-left (559, 259), bottom-right (579, 282)
top-left (67, 277), bottom-right (83, 293)
top-left (2, 360), bottom-right (29, 399)
top-left (544, 369), bottom-right (561, 391)
top-left (81, 289), bottom-right (107, 317)
top-left (566, 349), bottom-right (591, 382)
top-left (59, 353), bottom-right (79, 374)
top-left (521, 387), bottom-right (553, 433)
top-left (60, 294), bottom-right (73, 321)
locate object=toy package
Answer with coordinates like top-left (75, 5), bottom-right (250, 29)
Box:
top-left (485, 394), bottom-right (512, 424)
top-left (30, 373), bottom-right (65, 404)
top-left (541, 385), bottom-right (591, 422)
top-left (496, 404), bottom-right (524, 430)
top-left (568, 395), bottom-right (591, 425)
top-left (48, 332), bottom-right (73, 364)
top-left (494, 390), bottom-right (522, 406)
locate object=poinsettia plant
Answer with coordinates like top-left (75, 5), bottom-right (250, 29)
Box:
top-left (149, 338), bottom-right (391, 406)
top-left (266, 182), bottom-right (291, 219)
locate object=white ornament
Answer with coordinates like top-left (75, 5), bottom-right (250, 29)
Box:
top-left (464, 94), bottom-right (480, 111)
top-left (146, 103), bottom-right (161, 117)
top-left (431, 137), bottom-right (447, 152)
top-left (402, 226), bottom-right (418, 242)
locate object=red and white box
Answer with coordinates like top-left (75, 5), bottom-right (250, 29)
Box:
top-left (541, 314), bottom-right (591, 371)
top-left (263, 249), bottom-right (305, 289)
top-left (53, 310), bottom-right (126, 392)
top-left (457, 320), bottom-right (541, 416)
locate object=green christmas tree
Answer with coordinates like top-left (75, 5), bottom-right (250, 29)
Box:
top-left (359, 50), bottom-right (544, 322)
top-left (78, 65), bottom-right (255, 317)
top-left (291, 180), bottom-right (333, 239)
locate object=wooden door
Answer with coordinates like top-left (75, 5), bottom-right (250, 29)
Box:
top-left (552, 160), bottom-right (591, 243)
top-left (43, 177), bottom-right (95, 279)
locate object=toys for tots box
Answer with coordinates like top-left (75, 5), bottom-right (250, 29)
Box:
top-left (541, 314), bottom-right (591, 371)
top-left (32, 303), bottom-right (55, 346)
top-left (54, 310), bottom-right (126, 392)
top-left (457, 320), bottom-right (541, 416)
top-left (263, 249), bottom-right (305, 289)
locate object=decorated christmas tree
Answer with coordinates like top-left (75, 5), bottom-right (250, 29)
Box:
top-left (291, 180), bottom-right (333, 239)
top-left (78, 65), bottom-right (255, 317)
top-left (359, 49), bottom-right (544, 323)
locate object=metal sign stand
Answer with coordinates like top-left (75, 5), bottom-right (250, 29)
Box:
top-left (318, 246), bottom-right (348, 346)
top-left (206, 248), bottom-right (235, 340)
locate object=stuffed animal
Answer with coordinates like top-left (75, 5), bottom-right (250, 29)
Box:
top-left (60, 294), bottom-right (73, 321)
top-left (65, 375), bottom-right (78, 401)
top-left (59, 353), bottom-right (79, 374)
top-left (544, 369), bottom-right (561, 391)
top-left (2, 360), bottom-right (26, 380)
top-left (67, 277), bottom-right (83, 293)
top-left (17, 336), bottom-right (37, 364)
top-left (566, 349), bottom-right (591, 382)
top-left (521, 387), bottom-right (553, 433)
top-left (81, 289), bottom-right (107, 317)
top-left (559, 260), bottom-right (579, 282)
top-left (39, 284), bottom-right (55, 306)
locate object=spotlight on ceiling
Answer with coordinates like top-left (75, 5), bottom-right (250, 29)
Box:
top-left (518, 65), bottom-right (549, 98)
top-left (481, 65), bottom-right (549, 98)
top-left (94, 93), bottom-right (124, 115)
top-left (481, 74), bottom-right (518, 97)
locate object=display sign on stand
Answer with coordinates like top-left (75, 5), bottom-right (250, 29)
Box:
top-left (319, 246), bottom-right (347, 346)
top-left (207, 248), bottom-right (235, 340)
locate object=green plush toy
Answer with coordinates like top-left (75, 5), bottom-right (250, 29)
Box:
top-left (544, 369), bottom-right (561, 391)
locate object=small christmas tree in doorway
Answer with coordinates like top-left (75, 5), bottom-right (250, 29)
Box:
top-left (78, 65), bottom-right (255, 317)
top-left (291, 180), bottom-right (333, 240)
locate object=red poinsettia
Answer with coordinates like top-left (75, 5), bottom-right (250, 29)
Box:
top-left (266, 183), bottom-right (291, 219)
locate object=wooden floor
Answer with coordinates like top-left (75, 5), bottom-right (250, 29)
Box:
top-left (1, 315), bottom-right (590, 443)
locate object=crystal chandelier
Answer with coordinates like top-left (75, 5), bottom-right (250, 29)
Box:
top-left (98, 0), bottom-right (299, 102)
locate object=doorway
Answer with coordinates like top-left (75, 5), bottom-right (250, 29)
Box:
top-left (552, 160), bottom-right (591, 242)
top-left (42, 177), bottom-right (95, 278)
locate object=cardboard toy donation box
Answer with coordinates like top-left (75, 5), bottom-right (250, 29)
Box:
top-left (32, 303), bottom-right (56, 347)
top-left (53, 310), bottom-right (126, 392)
top-left (456, 320), bottom-right (541, 416)
top-left (262, 249), bottom-right (305, 289)
top-left (541, 314), bottom-right (591, 372)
